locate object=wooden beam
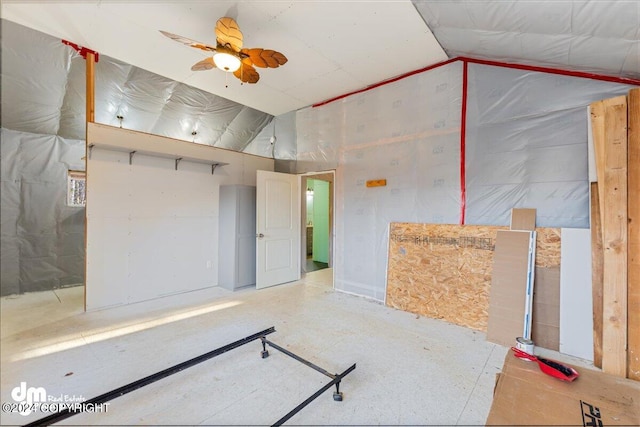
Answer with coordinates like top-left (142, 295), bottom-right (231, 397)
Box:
top-left (628, 88), bottom-right (640, 380)
top-left (86, 51), bottom-right (96, 123)
top-left (590, 100), bottom-right (606, 233)
top-left (601, 96), bottom-right (628, 377)
top-left (84, 50), bottom-right (96, 312)
top-left (590, 182), bottom-right (604, 368)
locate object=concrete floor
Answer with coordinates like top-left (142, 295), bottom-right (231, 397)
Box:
top-left (2, 269), bottom-right (511, 426)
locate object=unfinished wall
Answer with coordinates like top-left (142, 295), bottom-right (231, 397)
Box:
top-left (1, 20), bottom-right (280, 296)
top-left (295, 60), bottom-right (635, 302)
top-left (297, 61), bottom-right (464, 300)
top-left (0, 129), bottom-right (86, 296)
top-left (86, 123), bottom-right (273, 310)
top-left (465, 64), bottom-right (636, 227)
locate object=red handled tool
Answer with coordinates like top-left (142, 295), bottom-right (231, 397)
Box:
top-left (511, 347), bottom-right (579, 382)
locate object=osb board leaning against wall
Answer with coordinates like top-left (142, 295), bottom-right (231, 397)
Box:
top-left (386, 223), bottom-right (560, 331)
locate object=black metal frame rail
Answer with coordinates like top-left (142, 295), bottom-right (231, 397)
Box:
top-left (25, 327), bottom-right (276, 427)
top-left (260, 337), bottom-right (357, 426)
top-left (24, 326), bottom-right (356, 427)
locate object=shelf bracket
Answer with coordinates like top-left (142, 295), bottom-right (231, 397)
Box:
top-left (88, 144), bottom-right (95, 160)
top-left (175, 158), bottom-right (183, 171)
top-left (129, 151), bottom-right (136, 165)
top-left (212, 164), bottom-right (218, 175)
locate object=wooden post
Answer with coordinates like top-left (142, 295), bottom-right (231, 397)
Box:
top-left (628, 88), bottom-right (640, 380)
top-left (601, 96), bottom-right (628, 377)
top-left (591, 100), bottom-right (606, 236)
top-left (590, 182), bottom-right (604, 368)
top-left (590, 101), bottom-right (606, 369)
top-left (86, 51), bottom-right (96, 123)
top-left (84, 51), bottom-right (96, 312)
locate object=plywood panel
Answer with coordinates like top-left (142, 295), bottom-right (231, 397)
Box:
top-left (601, 96), bottom-right (628, 377)
top-left (386, 223), bottom-right (560, 334)
top-left (387, 224), bottom-right (497, 330)
top-left (628, 88), bottom-right (640, 380)
top-left (534, 228), bottom-right (562, 268)
top-left (590, 182), bottom-right (604, 368)
top-left (559, 228), bottom-right (594, 361)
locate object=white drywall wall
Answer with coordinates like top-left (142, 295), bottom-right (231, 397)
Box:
top-left (86, 123), bottom-right (273, 310)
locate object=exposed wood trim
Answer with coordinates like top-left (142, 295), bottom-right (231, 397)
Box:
top-left (590, 182), bottom-right (604, 368)
top-left (601, 96), bottom-right (628, 377)
top-left (83, 51), bottom-right (96, 312)
top-left (628, 88), bottom-right (640, 380)
top-left (86, 51), bottom-right (96, 123)
top-left (590, 100), bottom-right (606, 235)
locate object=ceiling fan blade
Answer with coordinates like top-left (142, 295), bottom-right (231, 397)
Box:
top-left (159, 30), bottom-right (216, 52)
top-left (233, 63), bottom-right (260, 84)
top-left (215, 17), bottom-right (243, 52)
top-left (241, 48), bottom-right (288, 68)
top-left (191, 57), bottom-right (215, 71)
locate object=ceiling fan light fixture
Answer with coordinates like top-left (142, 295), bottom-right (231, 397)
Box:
top-left (213, 52), bottom-right (241, 72)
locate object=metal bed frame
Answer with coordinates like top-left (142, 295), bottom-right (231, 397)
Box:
top-left (25, 326), bottom-right (356, 427)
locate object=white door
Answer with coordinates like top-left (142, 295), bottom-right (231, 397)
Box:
top-left (256, 170), bottom-right (300, 289)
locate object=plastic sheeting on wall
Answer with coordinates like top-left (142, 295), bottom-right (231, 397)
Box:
top-left (0, 129), bottom-right (86, 296)
top-left (296, 62), bottom-right (463, 301)
top-left (244, 111), bottom-right (297, 160)
top-left (464, 63), bottom-right (636, 228)
top-left (1, 19), bottom-right (278, 295)
top-left (295, 58), bottom-right (635, 302)
top-left (93, 59), bottom-right (272, 150)
top-left (1, 19), bottom-right (273, 152)
top-left (413, 0), bottom-right (640, 80)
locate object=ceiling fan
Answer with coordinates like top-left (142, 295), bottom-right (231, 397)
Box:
top-left (160, 17), bottom-right (287, 85)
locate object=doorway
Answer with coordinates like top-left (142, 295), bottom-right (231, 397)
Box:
top-left (301, 172), bottom-right (334, 276)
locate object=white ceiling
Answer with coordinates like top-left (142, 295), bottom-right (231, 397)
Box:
top-left (1, 1), bottom-right (448, 116)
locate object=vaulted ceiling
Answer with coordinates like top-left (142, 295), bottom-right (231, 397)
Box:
top-left (2, 1), bottom-right (638, 151)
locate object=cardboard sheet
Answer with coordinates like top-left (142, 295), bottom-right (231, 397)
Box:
top-left (531, 266), bottom-right (560, 351)
top-left (510, 208), bottom-right (536, 231)
top-left (486, 230), bottom-right (533, 346)
top-left (486, 352), bottom-right (640, 426)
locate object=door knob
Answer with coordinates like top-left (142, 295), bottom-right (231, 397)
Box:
top-left (257, 233), bottom-right (265, 239)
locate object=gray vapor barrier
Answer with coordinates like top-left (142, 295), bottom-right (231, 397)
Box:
top-left (464, 64), bottom-right (636, 227)
top-left (295, 60), bottom-right (634, 302)
top-left (1, 19), bottom-right (274, 151)
top-left (297, 62), bottom-right (464, 300)
top-left (1, 19), bottom-right (283, 296)
top-left (1, 129), bottom-right (86, 296)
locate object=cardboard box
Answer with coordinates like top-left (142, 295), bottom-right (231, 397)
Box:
top-left (486, 352), bottom-right (640, 426)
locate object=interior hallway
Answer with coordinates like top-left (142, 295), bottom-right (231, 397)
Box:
top-left (2, 269), bottom-right (511, 425)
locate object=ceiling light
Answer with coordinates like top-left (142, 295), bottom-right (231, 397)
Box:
top-left (213, 52), bottom-right (241, 72)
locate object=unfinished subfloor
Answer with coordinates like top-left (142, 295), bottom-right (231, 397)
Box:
top-left (2, 269), bottom-right (514, 425)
